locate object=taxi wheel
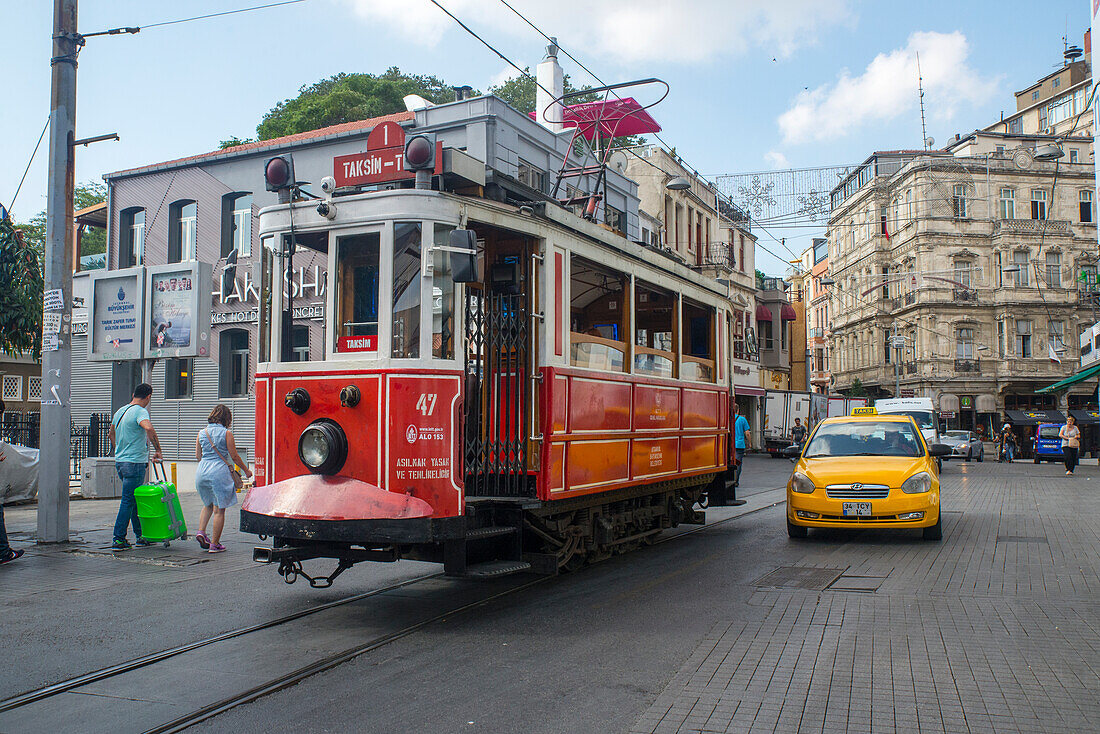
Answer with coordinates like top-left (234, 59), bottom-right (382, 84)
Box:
top-left (787, 520), bottom-right (808, 539)
top-left (922, 515), bottom-right (942, 541)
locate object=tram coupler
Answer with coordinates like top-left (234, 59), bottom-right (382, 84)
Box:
top-left (254, 544), bottom-right (400, 564)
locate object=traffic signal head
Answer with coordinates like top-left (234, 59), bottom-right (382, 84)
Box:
top-left (264, 155), bottom-right (295, 192)
top-left (403, 133), bottom-right (436, 172)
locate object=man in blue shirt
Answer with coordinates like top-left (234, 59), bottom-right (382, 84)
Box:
top-left (733, 404), bottom-right (752, 486)
top-left (108, 383), bottom-right (163, 551)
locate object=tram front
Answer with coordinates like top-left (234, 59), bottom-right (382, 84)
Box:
top-left (241, 188), bottom-right (478, 583)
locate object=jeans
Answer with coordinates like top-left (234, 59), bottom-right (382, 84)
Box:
top-left (0, 504), bottom-right (10, 556)
top-left (1064, 446), bottom-right (1079, 473)
top-left (114, 461), bottom-right (147, 541)
top-left (734, 447), bottom-right (746, 484)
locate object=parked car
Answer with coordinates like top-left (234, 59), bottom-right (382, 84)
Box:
top-left (940, 430), bottom-right (983, 462)
top-left (1033, 423), bottom-right (1065, 463)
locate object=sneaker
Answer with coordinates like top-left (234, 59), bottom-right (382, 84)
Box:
top-left (0, 549), bottom-right (24, 565)
top-left (207, 543), bottom-right (226, 554)
top-left (111, 539), bottom-right (132, 552)
top-left (135, 537), bottom-right (152, 548)
top-left (1067, 471), bottom-right (1072, 475)
top-left (195, 532), bottom-right (210, 550)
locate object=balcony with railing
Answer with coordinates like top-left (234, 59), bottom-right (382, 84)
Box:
top-left (690, 243), bottom-right (734, 272)
top-left (954, 358), bottom-right (981, 373)
top-left (993, 218), bottom-right (1072, 237)
top-left (953, 288), bottom-right (978, 303)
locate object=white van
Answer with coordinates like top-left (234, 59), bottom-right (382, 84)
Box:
top-left (874, 397), bottom-right (941, 448)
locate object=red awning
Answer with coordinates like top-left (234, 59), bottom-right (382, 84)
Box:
top-left (755, 304), bottom-right (773, 321)
top-left (781, 303), bottom-right (798, 320)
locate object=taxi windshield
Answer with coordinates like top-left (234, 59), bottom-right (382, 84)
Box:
top-left (804, 421), bottom-right (924, 458)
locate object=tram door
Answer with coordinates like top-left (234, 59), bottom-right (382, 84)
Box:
top-left (464, 225), bottom-right (535, 498)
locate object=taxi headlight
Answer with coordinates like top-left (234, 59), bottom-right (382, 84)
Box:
top-left (789, 472), bottom-right (815, 494)
top-left (901, 471), bottom-right (932, 494)
top-left (298, 420), bottom-right (348, 475)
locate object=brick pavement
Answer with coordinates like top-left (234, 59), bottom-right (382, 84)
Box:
top-left (631, 461), bottom-right (1100, 734)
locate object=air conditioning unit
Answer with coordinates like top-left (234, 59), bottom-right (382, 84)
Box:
top-left (81, 457), bottom-right (123, 498)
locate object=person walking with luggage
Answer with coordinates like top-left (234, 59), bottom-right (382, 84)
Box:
top-left (194, 405), bottom-right (251, 553)
top-left (108, 383), bottom-right (163, 551)
top-left (1060, 414), bottom-right (1082, 476)
top-left (999, 425), bottom-right (1016, 463)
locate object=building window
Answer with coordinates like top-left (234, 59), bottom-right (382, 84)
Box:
top-left (995, 145), bottom-right (1006, 156)
top-left (517, 160), bottom-right (544, 192)
top-left (27, 376), bottom-right (42, 402)
top-left (290, 325), bottom-right (310, 362)
top-left (883, 328), bottom-right (892, 364)
top-left (1013, 250), bottom-right (1030, 287)
top-left (905, 189), bottom-right (913, 221)
top-left (120, 207), bottom-right (145, 267)
top-left (219, 329), bottom-right (250, 398)
top-left (739, 243), bottom-right (745, 273)
top-left (1053, 77), bottom-right (1061, 90)
top-left (2, 375), bottom-right (21, 402)
top-left (168, 200), bottom-right (197, 263)
top-left (956, 327), bottom-right (974, 360)
top-left (1038, 105), bottom-right (1048, 130)
top-left (1031, 189), bottom-right (1047, 220)
top-left (952, 184), bottom-right (968, 218)
top-left (994, 252), bottom-right (1002, 288)
top-left (1008, 117), bottom-right (1023, 135)
top-left (881, 266), bottom-right (890, 299)
top-left (1080, 190), bottom-right (1093, 223)
top-left (1070, 149), bottom-right (1079, 163)
top-left (1081, 264), bottom-right (1099, 295)
top-left (1032, 89), bottom-right (1040, 101)
top-left (998, 320), bottom-right (1005, 358)
top-left (221, 193), bottom-right (252, 258)
top-left (165, 358), bottom-right (192, 399)
top-left (1045, 251), bottom-right (1061, 287)
top-left (998, 188), bottom-right (1015, 219)
top-left (954, 261), bottom-right (973, 289)
top-left (1015, 319), bottom-right (1032, 358)
top-left (1049, 321), bottom-right (1064, 352)
top-left (604, 204), bottom-right (624, 234)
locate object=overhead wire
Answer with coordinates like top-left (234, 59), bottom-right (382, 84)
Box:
top-left (4, 115), bottom-right (51, 218)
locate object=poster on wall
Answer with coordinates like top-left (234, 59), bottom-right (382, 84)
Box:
top-left (88, 267), bottom-right (145, 362)
top-left (145, 262), bottom-right (213, 359)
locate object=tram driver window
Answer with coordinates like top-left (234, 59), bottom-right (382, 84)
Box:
top-left (634, 282), bottom-right (675, 377)
top-left (335, 232), bottom-right (380, 353)
top-left (392, 222), bottom-right (422, 359)
top-left (570, 257), bottom-right (626, 372)
top-left (681, 300), bottom-right (716, 382)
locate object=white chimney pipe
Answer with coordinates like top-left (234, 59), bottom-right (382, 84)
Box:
top-left (536, 38), bottom-right (564, 133)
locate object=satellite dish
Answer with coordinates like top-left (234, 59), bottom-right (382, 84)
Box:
top-left (608, 150), bottom-right (628, 173)
top-left (925, 137), bottom-right (935, 149)
top-left (403, 94), bottom-right (434, 112)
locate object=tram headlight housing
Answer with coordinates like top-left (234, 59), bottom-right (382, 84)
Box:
top-left (298, 420), bottom-right (348, 475)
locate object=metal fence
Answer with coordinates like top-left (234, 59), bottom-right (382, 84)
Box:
top-left (1, 412), bottom-right (111, 481)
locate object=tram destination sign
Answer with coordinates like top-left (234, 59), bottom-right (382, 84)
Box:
top-left (333, 120), bottom-right (441, 188)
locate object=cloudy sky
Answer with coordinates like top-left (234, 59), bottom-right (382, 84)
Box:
top-left (0, 0), bottom-right (1091, 272)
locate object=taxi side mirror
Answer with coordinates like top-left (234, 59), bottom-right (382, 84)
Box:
top-left (929, 444), bottom-right (951, 457)
top-left (449, 229), bottom-right (478, 283)
top-left (781, 445), bottom-right (802, 458)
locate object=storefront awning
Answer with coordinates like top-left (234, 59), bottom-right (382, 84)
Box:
top-left (939, 393), bottom-right (959, 412)
top-left (735, 386), bottom-right (766, 397)
top-left (1004, 409), bottom-right (1065, 426)
top-left (780, 303), bottom-right (797, 320)
top-left (1037, 362), bottom-right (1100, 393)
top-left (755, 304), bottom-right (773, 321)
top-left (1070, 409), bottom-right (1100, 424)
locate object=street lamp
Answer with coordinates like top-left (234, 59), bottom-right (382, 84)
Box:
top-left (819, 277), bottom-right (836, 286)
top-left (1034, 142), bottom-right (1065, 162)
top-left (665, 176), bottom-right (691, 190)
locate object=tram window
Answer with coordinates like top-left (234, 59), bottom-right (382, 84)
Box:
top-left (289, 325), bottom-right (309, 362)
top-left (681, 300), bottom-right (716, 382)
top-left (570, 257), bottom-right (625, 372)
top-left (392, 222), bottom-right (421, 359)
top-left (433, 224), bottom-right (456, 360)
top-left (335, 232), bottom-right (380, 353)
top-left (634, 282), bottom-right (675, 378)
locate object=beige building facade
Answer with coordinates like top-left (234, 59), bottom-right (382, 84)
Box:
top-left (827, 140), bottom-right (1098, 435)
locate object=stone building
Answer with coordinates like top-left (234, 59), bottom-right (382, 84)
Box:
top-left (827, 138), bottom-right (1098, 436)
top-left (804, 237), bottom-right (832, 394)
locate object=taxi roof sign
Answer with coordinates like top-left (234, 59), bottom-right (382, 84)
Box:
top-left (851, 406), bottom-right (878, 416)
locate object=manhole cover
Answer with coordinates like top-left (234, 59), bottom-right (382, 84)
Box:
top-left (996, 536), bottom-right (1048, 544)
top-left (754, 566), bottom-right (845, 590)
top-left (826, 575), bottom-right (888, 593)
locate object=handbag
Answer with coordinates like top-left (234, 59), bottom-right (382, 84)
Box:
top-left (204, 428), bottom-right (243, 489)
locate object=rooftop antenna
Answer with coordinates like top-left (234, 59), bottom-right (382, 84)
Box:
top-left (917, 51), bottom-right (929, 151)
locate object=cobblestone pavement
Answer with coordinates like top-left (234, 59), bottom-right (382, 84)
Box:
top-left (631, 460), bottom-right (1100, 734)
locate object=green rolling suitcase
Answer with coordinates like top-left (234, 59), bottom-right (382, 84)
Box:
top-left (134, 462), bottom-right (188, 548)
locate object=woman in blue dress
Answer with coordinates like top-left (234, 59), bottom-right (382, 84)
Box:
top-left (194, 405), bottom-right (252, 553)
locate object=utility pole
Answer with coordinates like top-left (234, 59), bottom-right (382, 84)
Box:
top-left (39, 0), bottom-right (78, 543)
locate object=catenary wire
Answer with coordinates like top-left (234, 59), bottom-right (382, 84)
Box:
top-left (137, 0), bottom-right (308, 31)
top-left (4, 115), bottom-right (51, 218)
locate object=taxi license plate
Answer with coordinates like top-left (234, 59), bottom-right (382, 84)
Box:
top-left (842, 502), bottom-right (872, 517)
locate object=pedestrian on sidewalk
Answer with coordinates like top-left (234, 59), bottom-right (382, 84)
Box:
top-left (108, 383), bottom-right (163, 551)
top-left (194, 405), bottom-right (251, 554)
top-left (733, 404), bottom-right (751, 486)
top-left (999, 424), bottom-right (1016, 463)
top-left (1060, 414), bottom-right (1081, 476)
top-left (0, 399), bottom-right (23, 565)
top-left (790, 418), bottom-right (807, 448)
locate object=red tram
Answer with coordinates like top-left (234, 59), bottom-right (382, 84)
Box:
top-left (243, 135), bottom-right (736, 585)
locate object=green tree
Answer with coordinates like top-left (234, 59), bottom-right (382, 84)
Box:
top-left (257, 68), bottom-right (464, 140)
top-left (218, 136), bottom-right (254, 149)
top-left (15, 180), bottom-right (106, 263)
top-left (846, 379), bottom-right (867, 397)
top-left (0, 217), bottom-right (44, 357)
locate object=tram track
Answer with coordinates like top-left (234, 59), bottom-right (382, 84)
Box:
top-left (0, 490), bottom-right (785, 734)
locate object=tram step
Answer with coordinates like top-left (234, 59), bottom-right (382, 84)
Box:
top-left (466, 525), bottom-right (519, 541)
top-left (463, 560), bottom-right (532, 578)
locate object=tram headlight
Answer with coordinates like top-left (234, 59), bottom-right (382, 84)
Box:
top-left (298, 420), bottom-right (348, 475)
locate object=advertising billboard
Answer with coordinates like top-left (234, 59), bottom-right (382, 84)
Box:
top-left (145, 261), bottom-right (213, 360)
top-left (88, 267), bottom-right (145, 362)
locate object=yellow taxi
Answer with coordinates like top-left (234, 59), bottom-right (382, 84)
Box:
top-left (784, 408), bottom-right (949, 540)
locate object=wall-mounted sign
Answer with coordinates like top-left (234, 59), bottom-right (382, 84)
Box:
top-left (332, 120), bottom-right (441, 188)
top-left (88, 267), bottom-right (145, 362)
top-left (146, 262), bottom-right (213, 359)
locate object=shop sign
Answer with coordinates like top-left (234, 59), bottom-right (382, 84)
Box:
top-left (941, 411), bottom-right (956, 419)
top-left (900, 389), bottom-right (915, 398)
top-left (210, 303), bottom-right (324, 326)
top-left (960, 396), bottom-right (974, 409)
